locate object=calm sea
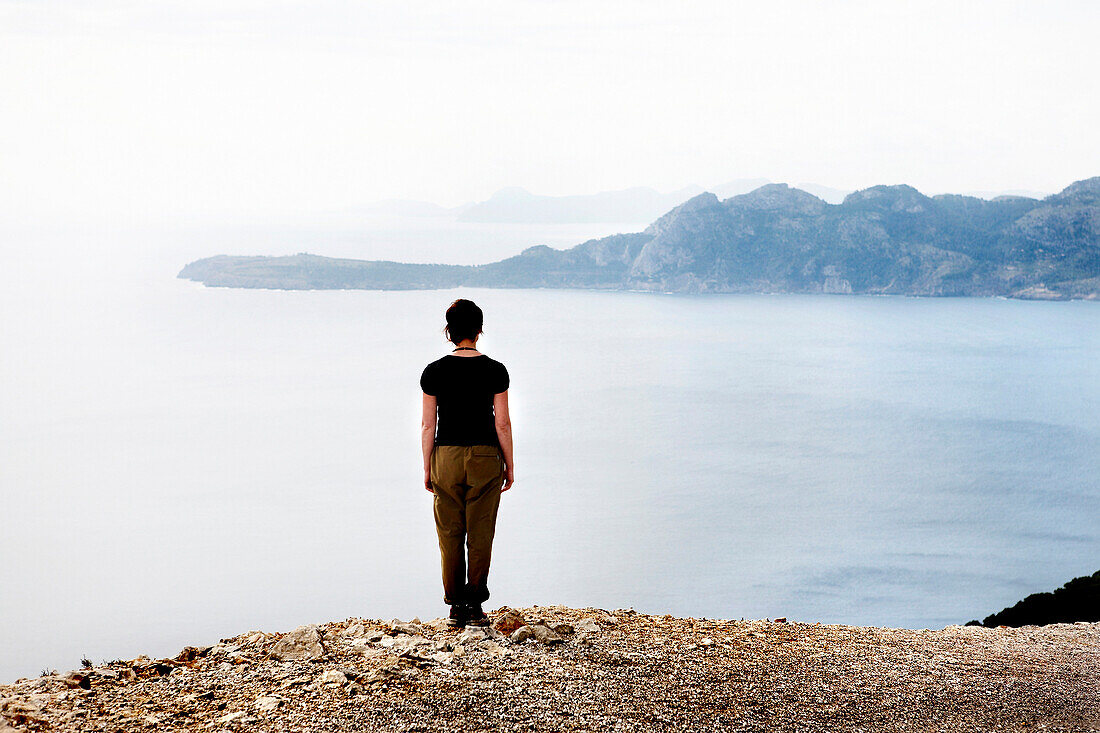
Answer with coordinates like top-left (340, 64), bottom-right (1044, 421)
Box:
top-left (2, 217), bottom-right (1098, 682)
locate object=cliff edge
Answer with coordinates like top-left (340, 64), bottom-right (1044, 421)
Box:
top-left (3, 605), bottom-right (1099, 732)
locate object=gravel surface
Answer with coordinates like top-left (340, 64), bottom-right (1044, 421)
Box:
top-left (3, 605), bottom-right (1099, 732)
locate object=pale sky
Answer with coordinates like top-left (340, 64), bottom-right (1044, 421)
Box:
top-left (1, 0), bottom-right (1098, 225)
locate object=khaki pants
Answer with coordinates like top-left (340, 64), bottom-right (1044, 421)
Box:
top-left (430, 444), bottom-right (505, 606)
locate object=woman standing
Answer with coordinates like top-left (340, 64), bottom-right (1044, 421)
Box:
top-left (420, 299), bottom-right (514, 628)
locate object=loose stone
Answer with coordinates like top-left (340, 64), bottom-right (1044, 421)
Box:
top-left (316, 670), bottom-right (348, 686)
top-left (528, 624), bottom-right (565, 645)
top-left (492, 608), bottom-right (527, 635)
top-left (270, 625), bottom-right (325, 662)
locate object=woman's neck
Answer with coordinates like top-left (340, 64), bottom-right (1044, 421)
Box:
top-left (452, 339), bottom-right (481, 356)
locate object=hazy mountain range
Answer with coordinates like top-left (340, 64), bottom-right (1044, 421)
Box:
top-left (348, 180), bottom-right (1048, 224)
top-left (179, 178), bottom-right (1100, 300)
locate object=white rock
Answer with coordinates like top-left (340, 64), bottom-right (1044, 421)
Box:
top-left (390, 635), bottom-right (432, 655)
top-left (254, 696), bottom-right (284, 712)
top-left (390, 621), bottom-right (421, 635)
top-left (480, 641), bottom-right (507, 657)
top-left (317, 670), bottom-right (347, 686)
top-left (270, 625), bottom-right (325, 662)
top-left (509, 626), bottom-right (534, 643)
top-left (528, 624), bottom-right (565, 645)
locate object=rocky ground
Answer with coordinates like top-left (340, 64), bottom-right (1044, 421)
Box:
top-left (3, 606), bottom-right (1099, 732)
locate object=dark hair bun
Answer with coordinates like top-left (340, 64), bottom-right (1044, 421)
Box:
top-left (444, 299), bottom-right (484, 345)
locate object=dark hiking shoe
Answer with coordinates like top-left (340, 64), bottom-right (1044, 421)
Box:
top-left (447, 604), bottom-right (467, 628)
top-left (464, 603), bottom-right (489, 626)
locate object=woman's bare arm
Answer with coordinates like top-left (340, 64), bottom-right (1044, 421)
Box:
top-left (494, 390), bottom-right (514, 491)
top-left (421, 392), bottom-right (437, 493)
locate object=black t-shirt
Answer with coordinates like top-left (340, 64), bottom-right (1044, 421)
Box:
top-left (420, 354), bottom-right (509, 446)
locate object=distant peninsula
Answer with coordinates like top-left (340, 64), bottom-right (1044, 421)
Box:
top-left (968, 569), bottom-right (1100, 628)
top-left (178, 178), bottom-right (1100, 299)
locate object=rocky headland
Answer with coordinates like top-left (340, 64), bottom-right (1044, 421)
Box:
top-left (4, 606), bottom-right (1099, 732)
top-left (179, 177), bottom-right (1100, 299)
top-left (971, 569), bottom-right (1100, 628)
